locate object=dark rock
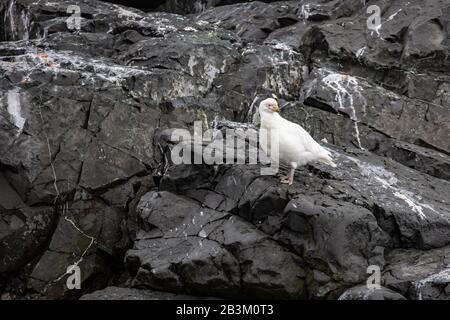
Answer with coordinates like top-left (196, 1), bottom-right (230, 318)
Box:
top-left (0, 173), bottom-right (25, 210)
top-left (195, 2), bottom-right (300, 44)
top-left (299, 68), bottom-right (450, 155)
top-left (0, 0), bottom-right (449, 301)
top-left (279, 194), bottom-right (390, 295)
top-left (79, 139), bottom-right (147, 192)
top-left (125, 191), bottom-right (307, 299)
top-left (383, 246), bottom-right (450, 300)
top-left (157, 0), bottom-right (285, 15)
top-left (28, 200), bottom-right (128, 298)
top-left (0, 205), bottom-right (56, 273)
top-left (385, 142), bottom-right (450, 182)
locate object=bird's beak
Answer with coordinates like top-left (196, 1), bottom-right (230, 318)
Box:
top-left (272, 105), bottom-right (280, 113)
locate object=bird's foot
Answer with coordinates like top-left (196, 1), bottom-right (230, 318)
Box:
top-left (280, 177), bottom-right (293, 185)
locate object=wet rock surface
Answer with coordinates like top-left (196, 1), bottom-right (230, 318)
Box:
top-left (0, 0), bottom-right (449, 300)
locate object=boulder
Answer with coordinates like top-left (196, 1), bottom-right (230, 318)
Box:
top-left (383, 246), bottom-right (450, 300)
top-left (28, 200), bottom-right (128, 298)
top-left (0, 205), bottom-right (56, 273)
top-left (125, 191), bottom-right (307, 299)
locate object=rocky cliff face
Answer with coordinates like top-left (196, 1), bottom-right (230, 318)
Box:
top-left (0, 0), bottom-right (449, 300)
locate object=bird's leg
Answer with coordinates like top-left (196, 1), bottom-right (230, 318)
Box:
top-left (279, 166), bottom-right (291, 182)
top-left (288, 164), bottom-right (297, 185)
top-left (280, 162), bottom-right (297, 185)
top-left (279, 170), bottom-right (290, 183)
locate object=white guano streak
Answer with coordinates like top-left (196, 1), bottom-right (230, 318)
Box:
top-left (322, 72), bottom-right (365, 150)
top-left (7, 89), bottom-right (26, 133)
top-left (346, 155), bottom-right (436, 220)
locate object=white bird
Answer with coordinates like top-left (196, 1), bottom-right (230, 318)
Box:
top-left (259, 98), bottom-right (337, 185)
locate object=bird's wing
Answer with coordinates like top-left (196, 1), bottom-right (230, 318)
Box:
top-left (277, 116), bottom-right (326, 155)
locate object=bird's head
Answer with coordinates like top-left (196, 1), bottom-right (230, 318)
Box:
top-left (259, 98), bottom-right (280, 115)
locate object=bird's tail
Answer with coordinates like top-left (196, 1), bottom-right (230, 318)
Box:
top-left (318, 153), bottom-right (337, 168)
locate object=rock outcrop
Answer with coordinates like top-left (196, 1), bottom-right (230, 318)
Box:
top-left (0, 0), bottom-right (449, 300)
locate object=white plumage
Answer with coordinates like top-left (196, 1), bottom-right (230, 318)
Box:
top-left (258, 98), bottom-right (337, 185)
